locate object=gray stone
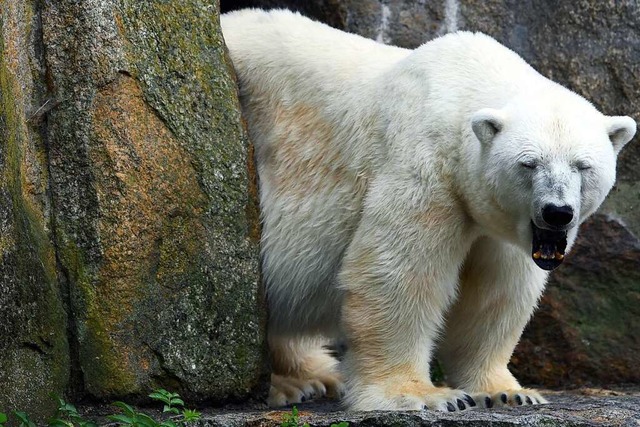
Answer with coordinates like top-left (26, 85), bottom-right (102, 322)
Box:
top-left (74, 390), bottom-right (640, 426)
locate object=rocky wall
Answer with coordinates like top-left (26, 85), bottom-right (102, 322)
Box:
top-left (1, 0), bottom-right (266, 419)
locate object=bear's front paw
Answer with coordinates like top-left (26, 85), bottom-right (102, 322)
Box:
top-left (349, 384), bottom-right (476, 411)
top-left (422, 388), bottom-right (477, 412)
top-left (472, 388), bottom-right (548, 408)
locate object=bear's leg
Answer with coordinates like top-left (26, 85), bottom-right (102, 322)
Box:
top-left (438, 237), bottom-right (549, 408)
top-left (267, 335), bottom-right (344, 407)
top-left (338, 199), bottom-right (476, 411)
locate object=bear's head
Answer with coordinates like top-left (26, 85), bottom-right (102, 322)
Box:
top-left (470, 90), bottom-right (636, 271)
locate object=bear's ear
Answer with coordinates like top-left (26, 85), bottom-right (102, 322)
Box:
top-left (471, 108), bottom-right (507, 145)
top-left (606, 115), bottom-right (636, 155)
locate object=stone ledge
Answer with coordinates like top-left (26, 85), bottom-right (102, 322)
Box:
top-left (78, 389), bottom-right (640, 426)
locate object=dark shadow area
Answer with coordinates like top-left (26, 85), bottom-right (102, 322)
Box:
top-left (220, 0), bottom-right (347, 30)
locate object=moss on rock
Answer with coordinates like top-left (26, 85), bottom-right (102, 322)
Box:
top-left (42, 0), bottom-right (267, 402)
top-left (0, 0), bottom-right (69, 420)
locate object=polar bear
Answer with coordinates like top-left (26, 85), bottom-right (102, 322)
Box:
top-left (220, 9), bottom-right (635, 411)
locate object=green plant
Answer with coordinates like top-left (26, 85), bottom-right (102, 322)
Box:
top-left (14, 411), bottom-right (36, 427)
top-left (179, 409), bottom-right (201, 424)
top-left (148, 390), bottom-right (184, 415)
top-left (281, 406), bottom-right (309, 427)
top-left (49, 396), bottom-right (97, 427)
top-left (148, 389), bottom-right (201, 425)
top-left (107, 390), bottom-right (201, 427)
top-left (330, 423), bottom-right (349, 427)
top-left (108, 401), bottom-right (163, 427)
top-left (1, 389), bottom-right (200, 427)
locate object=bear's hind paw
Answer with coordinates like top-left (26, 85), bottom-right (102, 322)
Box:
top-left (267, 373), bottom-right (345, 407)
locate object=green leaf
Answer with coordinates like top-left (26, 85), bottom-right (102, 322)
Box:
top-left (107, 414), bottom-right (134, 424)
top-left (79, 421), bottom-right (99, 427)
top-left (169, 398), bottom-right (184, 407)
top-left (61, 403), bottom-right (78, 414)
top-left (149, 392), bottom-right (171, 405)
top-left (181, 409), bottom-right (201, 422)
top-left (134, 413), bottom-right (161, 427)
top-left (112, 401), bottom-right (137, 418)
top-left (14, 411), bottom-right (36, 427)
top-left (162, 405), bottom-right (179, 415)
top-left (0, 413), bottom-right (7, 423)
top-left (159, 421), bottom-right (177, 427)
top-left (48, 419), bottom-right (73, 427)
top-left (330, 423), bottom-right (349, 427)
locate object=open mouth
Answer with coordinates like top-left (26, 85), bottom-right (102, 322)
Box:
top-left (531, 222), bottom-right (567, 271)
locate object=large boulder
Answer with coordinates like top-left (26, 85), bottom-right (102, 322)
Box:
top-left (0, 1), bottom-right (70, 419)
top-left (220, 0), bottom-right (640, 387)
top-left (1, 0), bottom-right (266, 418)
top-left (43, 0), bottom-right (266, 401)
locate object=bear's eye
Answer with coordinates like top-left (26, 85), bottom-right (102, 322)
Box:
top-left (519, 160), bottom-right (537, 169)
top-left (575, 161), bottom-right (592, 171)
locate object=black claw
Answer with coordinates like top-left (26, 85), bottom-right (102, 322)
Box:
top-left (422, 405), bottom-right (428, 411)
top-left (526, 396), bottom-right (533, 405)
top-left (500, 393), bottom-right (507, 404)
top-left (457, 399), bottom-right (466, 410)
top-left (447, 402), bottom-right (456, 412)
top-left (464, 394), bottom-right (476, 407)
top-left (485, 396), bottom-right (493, 408)
top-left (301, 395), bottom-right (306, 402)
top-left (515, 395), bottom-right (523, 405)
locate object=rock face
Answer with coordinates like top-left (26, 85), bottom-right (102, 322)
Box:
top-left (1, 0), bottom-right (266, 419)
top-left (0, 1), bottom-right (70, 419)
top-left (220, 0), bottom-right (640, 387)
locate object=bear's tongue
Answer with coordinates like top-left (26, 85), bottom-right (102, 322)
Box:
top-left (531, 222), bottom-right (567, 271)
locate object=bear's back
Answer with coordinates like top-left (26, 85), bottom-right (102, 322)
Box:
top-left (221, 9), bottom-right (410, 95)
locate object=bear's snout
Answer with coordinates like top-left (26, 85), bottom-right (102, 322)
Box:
top-left (541, 204), bottom-right (574, 228)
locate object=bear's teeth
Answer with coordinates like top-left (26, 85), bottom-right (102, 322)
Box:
top-left (555, 252), bottom-right (564, 260)
top-left (533, 251), bottom-right (542, 259)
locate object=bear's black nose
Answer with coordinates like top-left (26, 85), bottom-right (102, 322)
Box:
top-left (542, 204), bottom-right (574, 227)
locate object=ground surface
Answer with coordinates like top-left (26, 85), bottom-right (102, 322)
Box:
top-left (79, 389), bottom-right (640, 426)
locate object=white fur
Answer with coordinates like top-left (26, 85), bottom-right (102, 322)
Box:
top-left (221, 9), bottom-right (635, 411)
